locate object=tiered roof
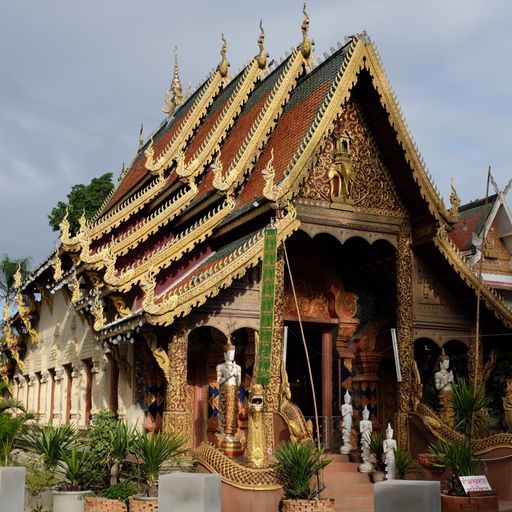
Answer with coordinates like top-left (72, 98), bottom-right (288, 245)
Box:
top-left (7, 11), bottom-right (512, 351)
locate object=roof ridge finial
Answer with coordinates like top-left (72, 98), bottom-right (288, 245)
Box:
top-left (257, 19), bottom-right (268, 70)
top-left (449, 178), bottom-right (461, 220)
top-left (139, 123), bottom-right (144, 148)
top-left (301, 2), bottom-right (313, 68)
top-left (218, 34), bottom-right (230, 78)
top-left (162, 46), bottom-right (190, 120)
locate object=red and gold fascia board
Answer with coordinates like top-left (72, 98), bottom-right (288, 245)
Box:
top-left (176, 59), bottom-right (265, 181)
top-left (78, 180), bottom-right (198, 269)
top-left (435, 225), bottom-right (512, 328)
top-left (212, 49), bottom-right (306, 195)
top-left (145, 71), bottom-right (229, 176)
top-left (103, 196), bottom-right (236, 292)
top-left (144, 203), bottom-right (300, 326)
top-left (266, 37), bottom-right (453, 230)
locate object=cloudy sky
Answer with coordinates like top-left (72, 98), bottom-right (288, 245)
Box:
top-left (1, 0), bottom-right (511, 266)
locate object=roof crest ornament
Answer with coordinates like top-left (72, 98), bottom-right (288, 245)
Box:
top-left (449, 178), bottom-right (461, 221)
top-left (300, 2), bottom-right (313, 69)
top-left (139, 123), bottom-right (144, 148)
top-left (218, 34), bottom-right (230, 79)
top-left (53, 248), bottom-right (63, 282)
top-left (163, 46), bottom-right (191, 120)
top-left (262, 148), bottom-right (278, 201)
top-left (257, 20), bottom-right (268, 71)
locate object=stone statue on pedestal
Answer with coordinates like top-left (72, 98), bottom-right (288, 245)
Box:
top-left (358, 405), bottom-right (373, 473)
top-left (383, 423), bottom-right (397, 480)
top-left (340, 390), bottom-right (353, 454)
top-left (216, 339), bottom-right (242, 457)
top-left (434, 349), bottom-right (454, 424)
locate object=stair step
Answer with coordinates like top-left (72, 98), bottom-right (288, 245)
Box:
top-left (332, 494), bottom-right (374, 509)
top-left (328, 453), bottom-right (351, 463)
top-left (324, 461), bottom-right (359, 473)
top-left (325, 483), bottom-right (374, 496)
top-left (323, 472), bottom-right (371, 484)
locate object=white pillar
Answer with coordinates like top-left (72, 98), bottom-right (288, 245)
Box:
top-left (53, 368), bottom-right (64, 425)
top-left (39, 371), bottom-right (51, 424)
top-left (69, 364), bottom-right (82, 425)
top-left (91, 356), bottom-right (108, 417)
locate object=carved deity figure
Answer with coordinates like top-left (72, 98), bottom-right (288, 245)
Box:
top-left (216, 339), bottom-right (242, 457)
top-left (359, 405), bottom-right (373, 473)
top-left (340, 390), bottom-right (353, 454)
top-left (383, 423), bottom-right (397, 480)
top-left (434, 349), bottom-right (454, 424)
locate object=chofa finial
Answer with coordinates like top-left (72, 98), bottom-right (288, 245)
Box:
top-left (301, 2), bottom-right (313, 68)
top-left (218, 34), bottom-right (230, 78)
top-left (139, 123), bottom-right (144, 148)
top-left (162, 47), bottom-right (191, 120)
top-left (256, 20), bottom-right (268, 70)
top-left (449, 178), bottom-right (461, 220)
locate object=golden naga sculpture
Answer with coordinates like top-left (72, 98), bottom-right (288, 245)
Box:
top-left (91, 291), bottom-right (106, 331)
top-left (300, 2), bottom-right (313, 69)
top-left (68, 275), bottom-right (82, 303)
top-left (218, 34), bottom-right (229, 78)
top-left (53, 248), bottom-right (63, 282)
top-left (246, 384), bottom-right (267, 468)
top-left (262, 149), bottom-right (277, 201)
top-left (503, 380), bottom-right (512, 432)
top-left (449, 178), bottom-right (461, 220)
top-left (256, 20), bottom-right (268, 71)
top-left (162, 47), bottom-right (191, 120)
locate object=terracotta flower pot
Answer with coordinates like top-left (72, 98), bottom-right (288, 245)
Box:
top-left (279, 498), bottom-right (335, 512)
top-left (128, 495), bottom-right (158, 512)
top-left (440, 492), bottom-right (498, 512)
top-left (84, 496), bottom-right (127, 512)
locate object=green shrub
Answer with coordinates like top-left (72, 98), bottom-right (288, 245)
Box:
top-left (99, 481), bottom-right (139, 502)
top-left (274, 441), bottom-right (331, 500)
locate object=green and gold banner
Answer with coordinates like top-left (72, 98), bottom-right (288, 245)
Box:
top-left (256, 227), bottom-right (278, 385)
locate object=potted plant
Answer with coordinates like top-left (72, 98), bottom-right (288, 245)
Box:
top-left (53, 446), bottom-right (93, 512)
top-left (128, 430), bottom-right (185, 511)
top-left (368, 432), bottom-right (385, 482)
top-left (84, 481), bottom-right (137, 512)
top-left (274, 440), bottom-right (334, 512)
top-left (394, 450), bottom-right (423, 480)
top-left (429, 379), bottom-right (498, 512)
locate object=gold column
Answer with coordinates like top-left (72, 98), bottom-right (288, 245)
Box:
top-left (162, 329), bottom-right (193, 448)
top-left (395, 228), bottom-right (414, 451)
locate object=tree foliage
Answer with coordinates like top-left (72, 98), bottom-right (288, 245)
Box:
top-left (48, 172), bottom-right (114, 235)
top-left (0, 254), bottom-right (31, 302)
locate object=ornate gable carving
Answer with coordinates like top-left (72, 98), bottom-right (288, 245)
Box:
top-left (301, 100), bottom-right (406, 217)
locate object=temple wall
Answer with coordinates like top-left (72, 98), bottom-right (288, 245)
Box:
top-left (13, 289), bottom-right (131, 427)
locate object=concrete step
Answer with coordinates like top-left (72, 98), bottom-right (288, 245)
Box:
top-left (324, 461), bottom-right (359, 473)
top-left (326, 483), bottom-right (374, 497)
top-left (332, 494), bottom-right (374, 510)
top-left (328, 453), bottom-right (351, 463)
top-left (323, 471), bottom-right (371, 485)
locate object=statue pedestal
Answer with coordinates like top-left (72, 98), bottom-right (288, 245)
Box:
top-left (221, 437), bottom-right (243, 458)
top-left (340, 443), bottom-right (352, 455)
top-left (358, 461), bottom-right (373, 473)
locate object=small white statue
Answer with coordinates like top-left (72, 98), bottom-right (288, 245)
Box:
top-left (383, 422), bottom-right (397, 480)
top-left (340, 390), bottom-right (353, 454)
top-left (358, 405), bottom-right (373, 473)
top-left (434, 349), bottom-right (455, 423)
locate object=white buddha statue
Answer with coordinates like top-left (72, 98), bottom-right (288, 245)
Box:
top-left (383, 422), bottom-right (397, 480)
top-left (358, 405), bottom-right (373, 473)
top-left (340, 390), bottom-right (353, 454)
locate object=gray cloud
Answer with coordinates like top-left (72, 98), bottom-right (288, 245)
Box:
top-left (0, 0), bottom-right (511, 264)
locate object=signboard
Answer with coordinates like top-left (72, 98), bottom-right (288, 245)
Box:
top-left (459, 475), bottom-right (492, 494)
top-left (256, 227), bottom-right (278, 386)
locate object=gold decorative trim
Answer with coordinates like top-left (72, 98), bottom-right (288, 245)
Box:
top-left (435, 225), bottom-right (512, 328)
top-left (145, 68), bottom-right (228, 175)
top-left (106, 196), bottom-right (236, 292)
top-left (213, 47), bottom-right (307, 194)
top-left (91, 291), bottom-right (106, 331)
top-left (52, 249), bottom-right (63, 282)
top-left (81, 180), bottom-right (198, 267)
top-left (87, 172), bottom-right (167, 239)
top-left (146, 203), bottom-right (300, 325)
top-left (176, 59), bottom-right (263, 181)
top-left (195, 442), bottom-right (281, 490)
top-left (109, 295), bottom-right (131, 318)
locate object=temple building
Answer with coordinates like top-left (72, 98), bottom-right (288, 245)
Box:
top-left (2, 10), bottom-right (512, 506)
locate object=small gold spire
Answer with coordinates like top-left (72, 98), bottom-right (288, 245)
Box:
top-left (13, 264), bottom-right (22, 290)
top-left (256, 20), bottom-right (268, 70)
top-left (449, 178), bottom-right (461, 220)
top-left (218, 34), bottom-right (229, 78)
top-left (300, 2), bottom-right (313, 68)
top-left (139, 123), bottom-right (144, 148)
top-left (162, 47), bottom-right (190, 120)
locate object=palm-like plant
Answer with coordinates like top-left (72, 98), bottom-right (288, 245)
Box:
top-left (394, 450), bottom-right (423, 480)
top-left (108, 421), bottom-right (136, 486)
top-left (274, 441), bottom-right (331, 500)
top-left (24, 423), bottom-right (79, 471)
top-left (59, 447), bottom-right (93, 491)
top-left (368, 432), bottom-right (385, 472)
top-left (0, 381), bottom-right (35, 465)
top-left (131, 430), bottom-right (185, 497)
